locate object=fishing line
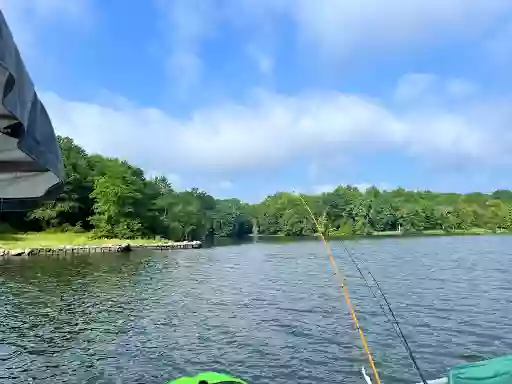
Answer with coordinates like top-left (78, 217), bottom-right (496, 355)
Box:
top-left (295, 193), bottom-right (382, 384)
top-left (295, 192), bottom-right (428, 384)
top-left (336, 238), bottom-right (428, 384)
top-left (366, 269), bottom-right (428, 384)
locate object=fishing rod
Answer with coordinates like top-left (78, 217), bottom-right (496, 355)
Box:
top-left (337, 240), bottom-right (429, 384)
top-left (367, 269), bottom-right (429, 384)
top-left (295, 193), bottom-right (382, 384)
top-left (295, 193), bottom-right (428, 384)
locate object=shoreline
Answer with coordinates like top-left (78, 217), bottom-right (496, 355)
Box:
top-left (0, 235), bottom-right (202, 259)
top-left (1, 229), bottom-right (510, 258)
top-left (251, 228), bottom-right (511, 241)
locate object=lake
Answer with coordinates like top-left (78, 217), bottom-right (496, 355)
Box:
top-left (1, 235), bottom-right (511, 383)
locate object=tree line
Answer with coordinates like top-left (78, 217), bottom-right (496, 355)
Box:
top-left (2, 136), bottom-right (512, 241)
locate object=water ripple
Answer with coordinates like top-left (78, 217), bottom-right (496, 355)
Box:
top-left (0, 236), bottom-right (511, 383)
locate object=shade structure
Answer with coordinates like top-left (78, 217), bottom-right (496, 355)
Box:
top-left (0, 10), bottom-right (64, 211)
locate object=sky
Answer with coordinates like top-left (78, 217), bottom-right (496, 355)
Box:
top-left (2, 0), bottom-right (512, 202)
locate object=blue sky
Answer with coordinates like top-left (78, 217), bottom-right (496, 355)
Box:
top-left (3, 0), bottom-right (512, 202)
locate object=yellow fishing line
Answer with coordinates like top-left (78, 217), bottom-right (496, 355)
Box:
top-left (296, 193), bottom-right (382, 384)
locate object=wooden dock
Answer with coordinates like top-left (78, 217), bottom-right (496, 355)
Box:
top-left (0, 241), bottom-right (202, 258)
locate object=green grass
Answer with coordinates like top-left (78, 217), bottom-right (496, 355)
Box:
top-left (451, 228), bottom-right (494, 234)
top-left (254, 228), bottom-right (506, 240)
top-left (1, 228), bottom-right (507, 250)
top-left (371, 231), bottom-right (404, 236)
top-left (0, 232), bottom-right (167, 250)
top-left (372, 228), bottom-right (495, 237)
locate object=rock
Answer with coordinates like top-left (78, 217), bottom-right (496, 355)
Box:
top-left (0, 241), bottom-right (201, 258)
top-left (114, 243), bottom-right (131, 252)
top-left (9, 249), bottom-right (24, 256)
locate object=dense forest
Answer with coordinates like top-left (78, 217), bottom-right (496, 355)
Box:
top-left (2, 136), bottom-right (512, 241)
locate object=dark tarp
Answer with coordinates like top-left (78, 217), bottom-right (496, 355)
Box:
top-left (0, 10), bottom-right (64, 211)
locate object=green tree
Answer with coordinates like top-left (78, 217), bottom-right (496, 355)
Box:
top-left (8, 135), bottom-right (512, 240)
top-left (89, 159), bottom-right (148, 238)
top-left (27, 136), bottom-right (93, 230)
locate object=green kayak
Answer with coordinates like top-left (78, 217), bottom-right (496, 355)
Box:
top-left (167, 372), bottom-right (247, 384)
top-left (169, 355), bottom-right (512, 384)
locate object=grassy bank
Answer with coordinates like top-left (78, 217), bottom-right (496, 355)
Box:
top-left (254, 228), bottom-right (507, 241)
top-left (1, 228), bottom-right (509, 250)
top-left (0, 232), bottom-right (166, 250)
top-left (369, 228), bottom-right (496, 237)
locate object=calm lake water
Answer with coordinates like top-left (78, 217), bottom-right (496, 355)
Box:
top-left (1, 236), bottom-right (511, 384)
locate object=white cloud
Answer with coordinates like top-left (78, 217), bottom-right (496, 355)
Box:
top-left (394, 74), bottom-right (439, 103)
top-left (146, 170), bottom-right (183, 189)
top-left (393, 73), bottom-right (480, 107)
top-left (158, 0), bottom-right (217, 94)
top-left (166, 173), bottom-right (183, 190)
top-left (0, 0), bottom-right (90, 22)
top-left (310, 183), bottom-right (389, 195)
top-left (486, 21), bottom-right (512, 65)
top-left (160, 0), bottom-right (215, 43)
top-left (445, 78), bottom-right (479, 99)
top-left (156, 0), bottom-right (512, 68)
top-left (166, 51), bottom-right (202, 95)
top-left (307, 162), bottom-right (320, 180)
top-left (40, 74), bottom-right (512, 178)
top-left (246, 45), bottom-right (274, 76)
top-left (353, 184), bottom-right (373, 192)
top-left (0, 0), bottom-right (92, 56)
top-left (284, 0), bottom-right (511, 59)
top-left (311, 184), bottom-right (336, 194)
top-left (218, 180), bottom-right (233, 189)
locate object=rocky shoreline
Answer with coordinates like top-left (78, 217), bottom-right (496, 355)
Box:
top-left (0, 240), bottom-right (202, 259)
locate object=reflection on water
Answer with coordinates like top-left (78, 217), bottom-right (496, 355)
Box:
top-left (1, 235), bottom-right (512, 383)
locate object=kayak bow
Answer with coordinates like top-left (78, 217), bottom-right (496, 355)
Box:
top-left (167, 372), bottom-right (248, 384)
